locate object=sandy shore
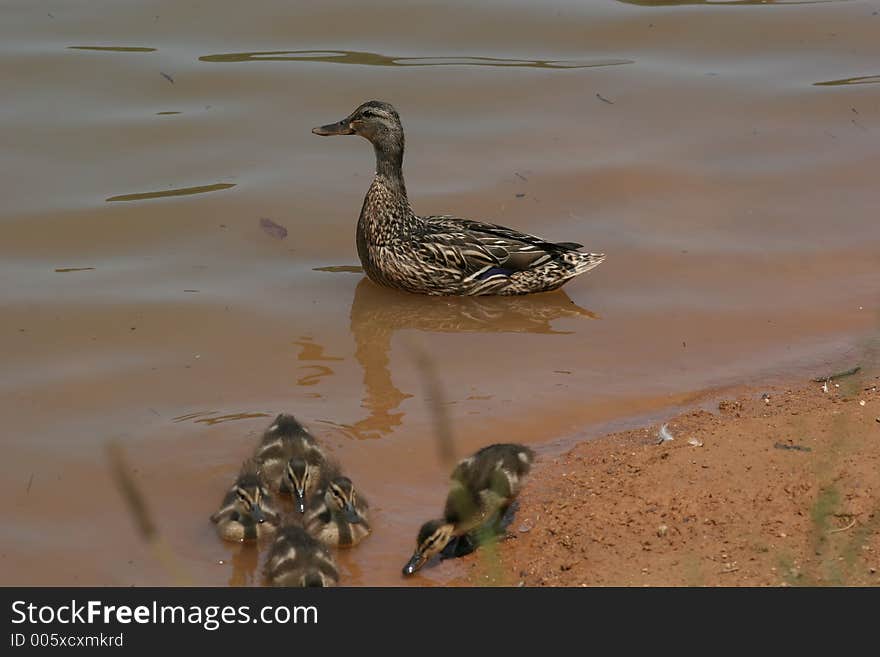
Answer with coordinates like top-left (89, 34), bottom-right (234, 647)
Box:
top-left (454, 370), bottom-right (880, 586)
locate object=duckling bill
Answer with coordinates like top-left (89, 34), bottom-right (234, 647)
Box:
top-left (253, 413), bottom-right (337, 512)
top-left (313, 101), bottom-right (605, 296)
top-left (403, 443), bottom-right (534, 575)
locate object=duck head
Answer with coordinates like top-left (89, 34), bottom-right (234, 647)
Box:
top-left (324, 476), bottom-right (367, 524)
top-left (312, 101), bottom-right (404, 167)
top-left (232, 466), bottom-right (275, 525)
top-left (402, 519), bottom-right (455, 575)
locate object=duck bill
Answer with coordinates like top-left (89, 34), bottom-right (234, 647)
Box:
top-left (311, 119), bottom-right (355, 136)
top-left (402, 552), bottom-right (425, 576)
top-left (294, 489), bottom-right (306, 514)
top-left (343, 504), bottom-right (363, 524)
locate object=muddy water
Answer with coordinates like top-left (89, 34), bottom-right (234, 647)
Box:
top-left (2, 0), bottom-right (878, 586)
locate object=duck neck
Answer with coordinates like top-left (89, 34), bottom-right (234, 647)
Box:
top-left (373, 140), bottom-right (407, 198)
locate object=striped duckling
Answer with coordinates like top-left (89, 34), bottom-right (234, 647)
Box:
top-left (304, 476), bottom-right (371, 548)
top-left (403, 443), bottom-right (534, 575)
top-left (210, 460), bottom-right (281, 542)
top-left (265, 524), bottom-right (339, 587)
top-left (253, 413), bottom-right (337, 513)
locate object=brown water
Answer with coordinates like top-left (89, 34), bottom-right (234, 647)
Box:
top-left (2, 0), bottom-right (878, 586)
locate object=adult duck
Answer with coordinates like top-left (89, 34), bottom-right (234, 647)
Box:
top-left (313, 101), bottom-right (605, 296)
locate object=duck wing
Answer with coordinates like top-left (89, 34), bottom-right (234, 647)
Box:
top-left (418, 215), bottom-right (582, 279)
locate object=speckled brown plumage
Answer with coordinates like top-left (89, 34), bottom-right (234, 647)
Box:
top-left (314, 100), bottom-right (605, 296)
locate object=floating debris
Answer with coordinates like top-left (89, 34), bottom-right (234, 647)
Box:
top-left (828, 518), bottom-right (857, 534)
top-left (160, 71), bottom-right (174, 84)
top-left (596, 92), bottom-right (614, 104)
top-left (657, 424), bottom-right (674, 444)
top-left (259, 217), bottom-right (288, 239)
top-left (811, 366), bottom-right (861, 383)
top-left (773, 442), bottom-right (812, 453)
top-left (55, 267), bottom-right (95, 273)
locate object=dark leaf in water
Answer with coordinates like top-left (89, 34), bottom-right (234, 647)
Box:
top-left (160, 71), bottom-right (174, 84)
top-left (259, 217), bottom-right (288, 240)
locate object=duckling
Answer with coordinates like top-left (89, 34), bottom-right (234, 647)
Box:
top-left (253, 413), bottom-right (336, 512)
top-left (304, 476), bottom-right (371, 547)
top-left (265, 524), bottom-right (339, 587)
top-left (313, 101), bottom-right (605, 296)
top-left (403, 443), bottom-right (534, 575)
top-left (210, 460), bottom-right (281, 542)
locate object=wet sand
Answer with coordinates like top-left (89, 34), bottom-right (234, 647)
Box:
top-left (452, 372), bottom-right (880, 587)
top-left (1, 1), bottom-right (879, 586)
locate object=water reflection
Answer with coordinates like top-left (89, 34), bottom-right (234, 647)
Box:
top-left (171, 411), bottom-right (270, 425)
top-left (341, 278), bottom-right (597, 440)
top-left (106, 183), bottom-right (235, 203)
top-left (814, 74), bottom-right (880, 86)
top-left (226, 543), bottom-right (260, 587)
top-left (199, 49), bottom-right (633, 69)
top-left (68, 46), bottom-right (157, 53)
top-left (617, 0), bottom-right (842, 5)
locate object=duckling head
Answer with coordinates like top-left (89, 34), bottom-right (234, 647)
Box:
top-left (312, 101), bottom-right (404, 160)
top-left (232, 471), bottom-right (272, 525)
top-left (283, 458), bottom-right (316, 513)
top-left (402, 519), bottom-right (455, 576)
top-left (325, 476), bottom-right (366, 525)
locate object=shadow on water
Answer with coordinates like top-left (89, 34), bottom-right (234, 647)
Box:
top-left (322, 278), bottom-right (597, 440)
top-left (198, 49), bottom-right (633, 69)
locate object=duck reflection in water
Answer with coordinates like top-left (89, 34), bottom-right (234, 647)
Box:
top-left (226, 543), bottom-right (260, 587)
top-left (335, 277), bottom-right (597, 440)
